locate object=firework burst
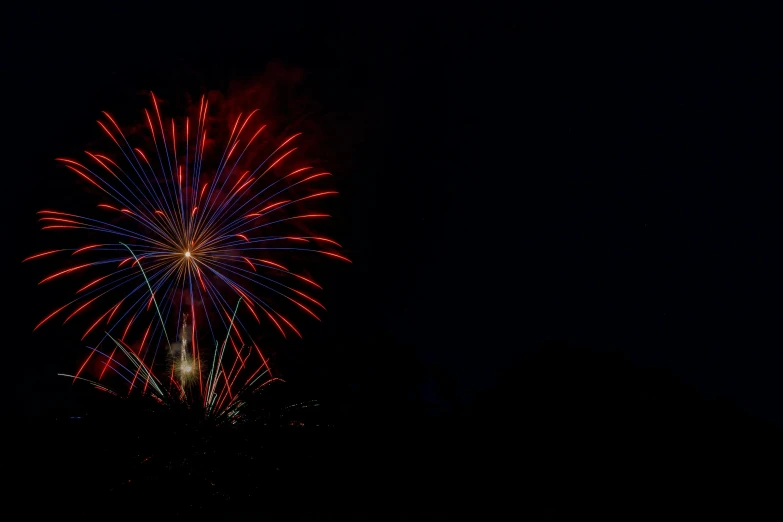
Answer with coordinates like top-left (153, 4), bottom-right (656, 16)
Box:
top-left (26, 92), bottom-right (349, 423)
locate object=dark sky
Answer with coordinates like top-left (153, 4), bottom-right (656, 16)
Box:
top-left (4, 3), bottom-right (783, 430)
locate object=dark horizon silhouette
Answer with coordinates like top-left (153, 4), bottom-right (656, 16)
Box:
top-left (9, 339), bottom-right (782, 516)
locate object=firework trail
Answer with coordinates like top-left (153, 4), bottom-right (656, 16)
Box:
top-left (26, 92), bottom-right (349, 422)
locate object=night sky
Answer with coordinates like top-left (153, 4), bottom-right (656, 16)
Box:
top-left (5, 2), bottom-right (783, 516)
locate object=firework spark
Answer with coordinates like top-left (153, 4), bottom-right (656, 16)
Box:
top-left (26, 92), bottom-right (349, 422)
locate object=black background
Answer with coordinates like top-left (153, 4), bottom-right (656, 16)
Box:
top-left (4, 2), bottom-right (783, 517)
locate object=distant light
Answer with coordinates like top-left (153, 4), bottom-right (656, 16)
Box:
top-left (183, 364), bottom-right (192, 373)
top-left (184, 251), bottom-right (191, 258)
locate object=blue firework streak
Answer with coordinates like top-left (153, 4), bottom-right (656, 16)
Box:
top-left (25, 92), bottom-right (350, 419)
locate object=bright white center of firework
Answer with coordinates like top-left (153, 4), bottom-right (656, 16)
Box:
top-left (183, 364), bottom-right (192, 373)
top-left (184, 251), bottom-right (191, 258)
